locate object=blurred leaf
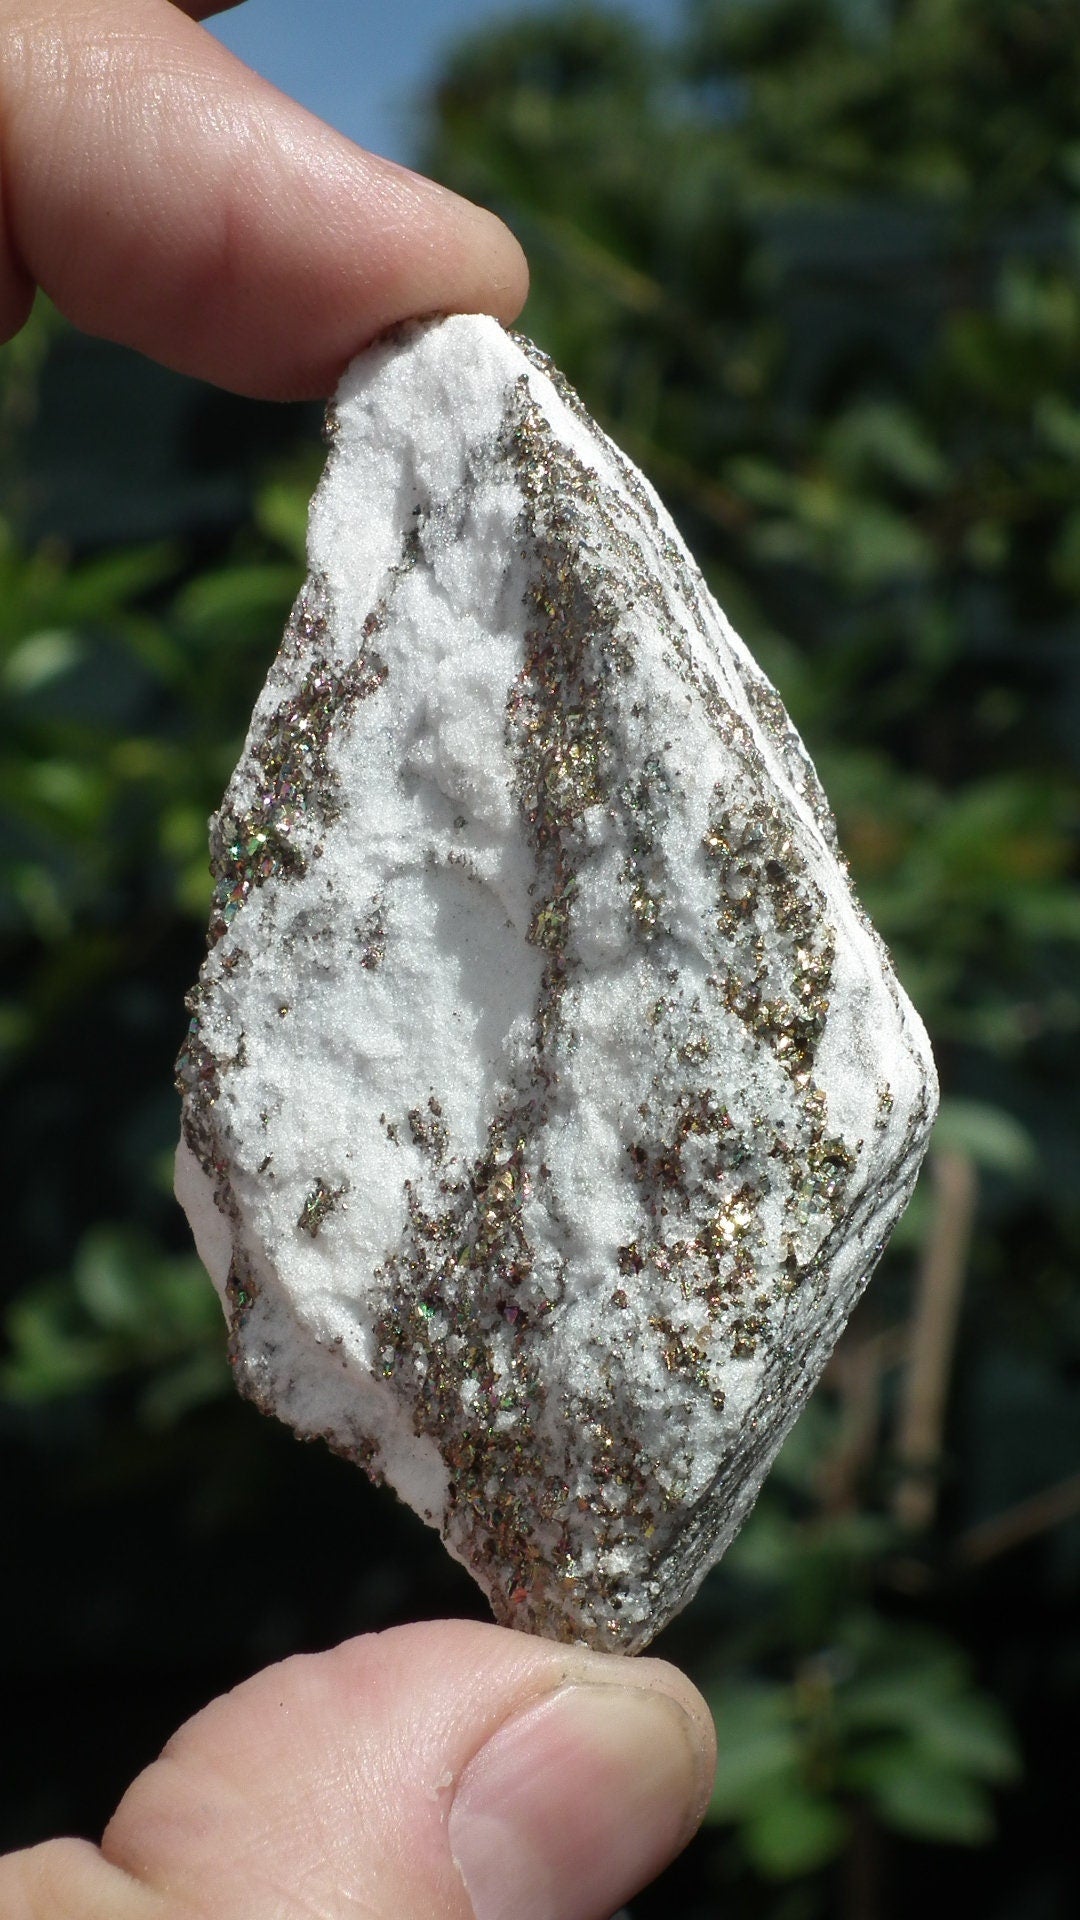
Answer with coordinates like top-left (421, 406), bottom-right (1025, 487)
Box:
top-left (843, 1745), bottom-right (995, 1844)
top-left (743, 1786), bottom-right (849, 1877)
top-left (1, 1227), bottom-right (223, 1409)
top-left (827, 400), bottom-right (950, 494)
top-left (0, 629), bottom-right (83, 695)
top-left (840, 1669), bottom-right (1020, 1783)
top-left (707, 1684), bottom-right (800, 1817)
top-left (913, 1693), bottom-right (1021, 1784)
top-left (174, 563), bottom-right (299, 644)
top-left (255, 476), bottom-right (313, 565)
top-left (933, 1098), bottom-right (1038, 1177)
top-left (137, 1347), bottom-right (229, 1428)
top-left (1034, 392), bottom-right (1080, 463)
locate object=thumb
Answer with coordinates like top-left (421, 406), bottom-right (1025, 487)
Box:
top-left (4, 1620), bottom-right (716, 1920)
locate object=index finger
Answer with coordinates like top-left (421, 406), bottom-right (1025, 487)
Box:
top-left (0, 0), bottom-right (528, 398)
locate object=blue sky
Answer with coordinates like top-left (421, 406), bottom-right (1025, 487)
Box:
top-left (208, 0), bottom-right (679, 166)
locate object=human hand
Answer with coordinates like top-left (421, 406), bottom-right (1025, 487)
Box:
top-left (0, 0), bottom-right (528, 397)
top-left (3, 1619), bottom-right (715, 1918)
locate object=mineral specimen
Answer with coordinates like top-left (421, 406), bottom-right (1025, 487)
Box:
top-left (176, 315), bottom-right (937, 1652)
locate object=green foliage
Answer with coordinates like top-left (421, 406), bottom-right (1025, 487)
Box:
top-left (706, 1595), bottom-right (1019, 1868)
top-left (2, 1225), bottom-right (226, 1424)
top-left (0, 393), bottom-right (317, 1057)
top-left (695, 1416), bottom-right (1022, 1871)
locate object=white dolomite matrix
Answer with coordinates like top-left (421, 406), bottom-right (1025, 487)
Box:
top-left (176, 314), bottom-right (937, 1652)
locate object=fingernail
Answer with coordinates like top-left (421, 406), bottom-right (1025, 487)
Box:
top-left (448, 1681), bottom-right (708, 1920)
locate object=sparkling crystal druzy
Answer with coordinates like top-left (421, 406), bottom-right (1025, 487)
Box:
top-left (176, 316), bottom-right (937, 1652)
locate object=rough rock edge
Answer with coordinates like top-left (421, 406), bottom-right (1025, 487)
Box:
top-left (177, 319), bottom-right (937, 1652)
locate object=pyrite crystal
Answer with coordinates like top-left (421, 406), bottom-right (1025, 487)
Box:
top-left (176, 316), bottom-right (937, 1652)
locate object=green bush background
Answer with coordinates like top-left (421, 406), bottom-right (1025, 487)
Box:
top-left (2, 2), bottom-right (1078, 1912)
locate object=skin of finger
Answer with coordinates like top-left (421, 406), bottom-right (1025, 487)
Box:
top-left (96, 1619), bottom-right (715, 1920)
top-left (0, 1835), bottom-right (167, 1920)
top-left (0, 0), bottom-right (528, 398)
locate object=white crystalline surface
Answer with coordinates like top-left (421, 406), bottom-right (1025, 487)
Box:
top-left (176, 315), bottom-right (937, 1652)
